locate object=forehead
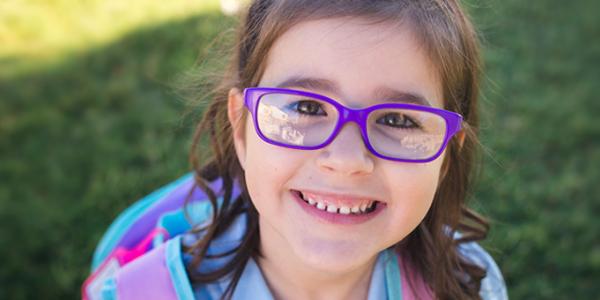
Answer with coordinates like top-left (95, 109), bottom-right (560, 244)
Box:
top-left (259, 17), bottom-right (444, 108)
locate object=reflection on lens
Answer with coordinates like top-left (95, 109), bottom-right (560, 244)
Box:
top-left (258, 105), bottom-right (306, 145)
top-left (257, 93), bottom-right (338, 147)
top-left (367, 108), bottom-right (446, 160)
top-left (398, 134), bottom-right (444, 155)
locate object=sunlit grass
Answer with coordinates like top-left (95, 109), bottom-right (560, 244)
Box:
top-left (0, 0), bottom-right (221, 75)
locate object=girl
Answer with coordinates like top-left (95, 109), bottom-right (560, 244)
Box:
top-left (84, 0), bottom-right (507, 299)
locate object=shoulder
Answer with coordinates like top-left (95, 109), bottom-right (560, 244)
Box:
top-left (457, 241), bottom-right (508, 300)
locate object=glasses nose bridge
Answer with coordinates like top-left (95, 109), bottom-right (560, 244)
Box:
top-left (341, 105), bottom-right (367, 123)
top-left (336, 106), bottom-right (369, 140)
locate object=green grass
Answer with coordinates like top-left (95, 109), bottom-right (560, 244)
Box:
top-left (0, 0), bottom-right (598, 298)
top-left (469, 0), bottom-right (599, 297)
top-left (0, 2), bottom-right (234, 298)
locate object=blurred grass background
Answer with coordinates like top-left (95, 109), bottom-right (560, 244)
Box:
top-left (0, 0), bottom-right (597, 298)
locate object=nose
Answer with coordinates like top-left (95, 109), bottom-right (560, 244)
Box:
top-left (316, 122), bottom-right (374, 176)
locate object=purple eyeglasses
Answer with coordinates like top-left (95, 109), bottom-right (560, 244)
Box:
top-left (243, 87), bottom-right (462, 163)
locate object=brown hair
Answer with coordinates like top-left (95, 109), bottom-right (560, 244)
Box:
top-left (184, 0), bottom-right (489, 299)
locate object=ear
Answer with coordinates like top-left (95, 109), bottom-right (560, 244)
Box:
top-left (438, 130), bottom-right (466, 182)
top-left (456, 130), bottom-right (466, 149)
top-left (227, 88), bottom-right (247, 170)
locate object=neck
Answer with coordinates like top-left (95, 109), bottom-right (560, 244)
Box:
top-left (256, 223), bottom-right (377, 300)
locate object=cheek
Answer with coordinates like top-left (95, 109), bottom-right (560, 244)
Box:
top-left (242, 120), bottom-right (305, 211)
top-left (386, 154), bottom-right (443, 191)
top-left (383, 160), bottom-right (442, 236)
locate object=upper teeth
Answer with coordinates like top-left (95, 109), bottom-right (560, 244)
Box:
top-left (302, 193), bottom-right (375, 214)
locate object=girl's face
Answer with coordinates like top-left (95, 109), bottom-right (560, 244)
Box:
top-left (229, 18), bottom-right (446, 273)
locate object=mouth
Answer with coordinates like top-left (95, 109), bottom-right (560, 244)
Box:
top-left (291, 189), bottom-right (384, 216)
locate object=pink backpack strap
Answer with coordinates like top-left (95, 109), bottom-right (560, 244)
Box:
top-left (397, 252), bottom-right (434, 300)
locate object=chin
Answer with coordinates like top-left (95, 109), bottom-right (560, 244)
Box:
top-left (293, 237), bottom-right (377, 273)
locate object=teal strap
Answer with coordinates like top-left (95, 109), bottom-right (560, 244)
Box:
top-left (383, 249), bottom-right (403, 300)
top-left (100, 277), bottom-right (118, 300)
top-left (165, 236), bottom-right (196, 300)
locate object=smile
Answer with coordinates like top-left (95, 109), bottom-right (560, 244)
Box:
top-left (290, 189), bottom-right (386, 225)
top-left (298, 190), bottom-right (379, 215)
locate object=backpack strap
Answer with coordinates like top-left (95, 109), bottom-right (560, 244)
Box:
top-left (92, 173), bottom-right (206, 271)
top-left (395, 251), bottom-right (434, 300)
top-left (83, 198), bottom-right (220, 299)
top-left (84, 173), bottom-right (238, 300)
top-left (379, 248), bottom-right (433, 300)
top-left (100, 236), bottom-right (195, 300)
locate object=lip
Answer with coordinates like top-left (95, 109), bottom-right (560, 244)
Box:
top-left (290, 190), bottom-right (386, 225)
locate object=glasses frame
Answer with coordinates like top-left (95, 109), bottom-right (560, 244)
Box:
top-left (243, 87), bottom-right (463, 163)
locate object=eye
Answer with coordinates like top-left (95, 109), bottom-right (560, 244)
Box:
top-left (292, 100), bottom-right (327, 116)
top-left (376, 113), bottom-right (420, 129)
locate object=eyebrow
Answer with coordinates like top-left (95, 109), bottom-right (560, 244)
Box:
top-left (274, 76), bottom-right (432, 107)
top-left (275, 76), bottom-right (337, 93)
